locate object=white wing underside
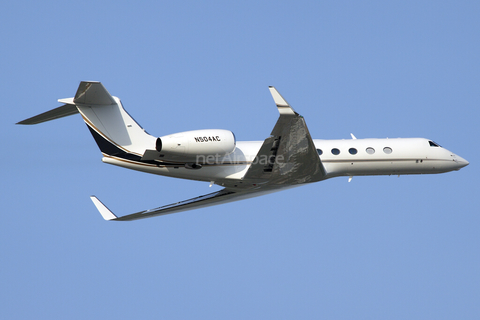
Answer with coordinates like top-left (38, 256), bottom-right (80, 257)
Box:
top-left (91, 86), bottom-right (326, 221)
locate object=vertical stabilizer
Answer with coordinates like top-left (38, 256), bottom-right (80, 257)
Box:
top-left (72, 82), bottom-right (156, 156)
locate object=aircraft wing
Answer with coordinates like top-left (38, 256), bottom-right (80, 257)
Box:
top-left (91, 187), bottom-right (282, 221)
top-left (243, 86), bottom-right (326, 185)
top-left (91, 86), bottom-right (325, 221)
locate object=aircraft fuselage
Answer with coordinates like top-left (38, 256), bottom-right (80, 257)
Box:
top-left (101, 137), bottom-right (468, 185)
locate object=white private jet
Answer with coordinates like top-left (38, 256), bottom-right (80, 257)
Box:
top-left (18, 82), bottom-right (469, 221)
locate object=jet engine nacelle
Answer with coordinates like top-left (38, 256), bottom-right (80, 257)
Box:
top-left (155, 129), bottom-right (236, 162)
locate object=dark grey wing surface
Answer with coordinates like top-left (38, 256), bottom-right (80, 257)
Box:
top-left (243, 86), bottom-right (326, 185)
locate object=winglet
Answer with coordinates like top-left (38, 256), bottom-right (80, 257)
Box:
top-left (268, 86), bottom-right (297, 115)
top-left (90, 196), bottom-right (118, 220)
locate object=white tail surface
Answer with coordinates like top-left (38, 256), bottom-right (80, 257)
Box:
top-left (17, 81), bottom-right (157, 157)
top-left (72, 82), bottom-right (156, 156)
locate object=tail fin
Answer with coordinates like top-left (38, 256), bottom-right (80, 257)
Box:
top-left (17, 81), bottom-right (156, 157)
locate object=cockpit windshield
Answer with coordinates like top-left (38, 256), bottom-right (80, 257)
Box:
top-left (429, 140), bottom-right (441, 147)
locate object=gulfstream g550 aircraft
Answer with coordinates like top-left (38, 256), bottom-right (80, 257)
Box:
top-left (18, 82), bottom-right (469, 221)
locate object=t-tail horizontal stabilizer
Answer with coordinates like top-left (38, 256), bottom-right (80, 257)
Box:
top-left (16, 103), bottom-right (79, 125)
top-left (16, 81), bottom-right (116, 125)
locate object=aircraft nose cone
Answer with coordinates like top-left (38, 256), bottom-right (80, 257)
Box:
top-left (454, 155), bottom-right (469, 170)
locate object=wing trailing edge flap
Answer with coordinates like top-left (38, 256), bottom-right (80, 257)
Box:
top-left (243, 87), bottom-right (326, 184)
top-left (90, 188), bottom-right (279, 221)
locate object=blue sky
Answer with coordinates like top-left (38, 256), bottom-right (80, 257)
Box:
top-left (2, 1), bottom-right (479, 319)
